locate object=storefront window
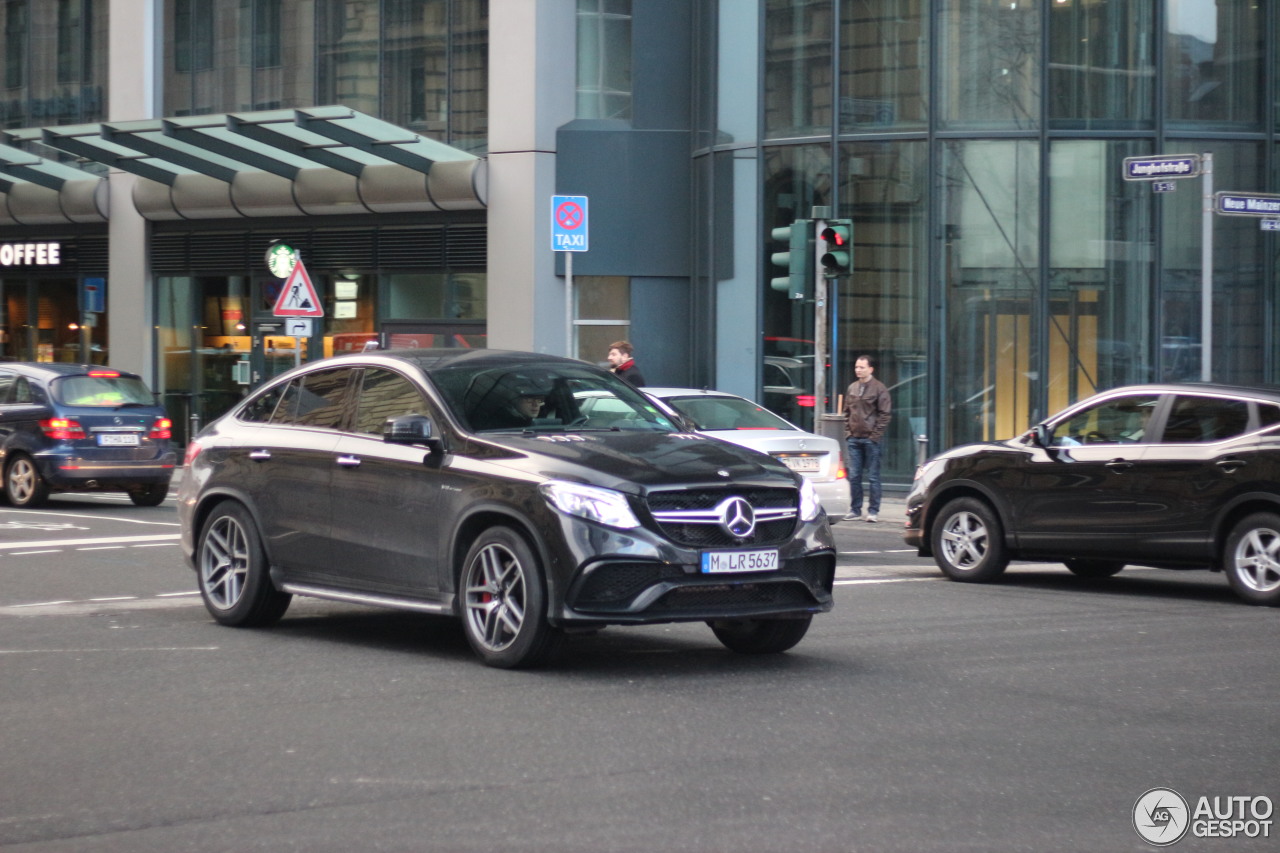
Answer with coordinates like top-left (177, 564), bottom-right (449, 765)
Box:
top-left (763, 0), bottom-right (833, 139)
top-left (1165, 0), bottom-right (1263, 130)
top-left (941, 139), bottom-right (1040, 445)
top-left (575, 276), bottom-right (629, 364)
top-left (386, 272), bottom-right (486, 321)
top-left (938, 0), bottom-right (1041, 130)
top-left (762, 143), bottom-right (831, 429)
top-left (0, 278), bottom-right (104, 364)
top-left (836, 140), bottom-right (928, 482)
top-left (1161, 141), bottom-right (1266, 385)
top-left (838, 0), bottom-right (927, 132)
top-left (1049, 0), bottom-right (1155, 130)
top-left (1047, 140), bottom-right (1154, 413)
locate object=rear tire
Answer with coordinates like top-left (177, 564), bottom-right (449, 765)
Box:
top-left (129, 482), bottom-right (170, 506)
top-left (709, 616), bottom-right (812, 654)
top-left (197, 502), bottom-right (291, 627)
top-left (460, 526), bottom-right (562, 668)
top-left (1063, 559), bottom-right (1124, 579)
top-left (1223, 512), bottom-right (1280, 606)
top-left (930, 497), bottom-right (1009, 582)
top-left (5, 455), bottom-right (50, 508)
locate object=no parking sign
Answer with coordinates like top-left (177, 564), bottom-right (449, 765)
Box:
top-left (551, 195), bottom-right (589, 252)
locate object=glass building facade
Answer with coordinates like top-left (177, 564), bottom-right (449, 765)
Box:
top-left (695, 0), bottom-right (1280, 485)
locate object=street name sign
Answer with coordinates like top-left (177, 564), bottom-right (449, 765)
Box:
top-left (1122, 154), bottom-right (1201, 181)
top-left (1214, 192), bottom-right (1280, 217)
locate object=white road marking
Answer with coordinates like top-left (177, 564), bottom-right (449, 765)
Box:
top-left (0, 508), bottom-right (179, 527)
top-left (0, 533), bottom-right (181, 550)
top-left (0, 646), bottom-right (218, 654)
top-left (835, 577), bottom-right (938, 586)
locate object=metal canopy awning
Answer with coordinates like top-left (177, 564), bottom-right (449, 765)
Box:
top-left (2, 106), bottom-right (486, 223)
top-left (0, 139), bottom-right (107, 226)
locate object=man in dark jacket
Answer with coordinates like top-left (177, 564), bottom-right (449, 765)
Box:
top-left (843, 354), bottom-right (892, 522)
top-left (607, 340), bottom-right (647, 387)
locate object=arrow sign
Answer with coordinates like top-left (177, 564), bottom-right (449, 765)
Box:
top-left (273, 258), bottom-right (324, 317)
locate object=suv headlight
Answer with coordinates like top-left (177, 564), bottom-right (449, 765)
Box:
top-left (799, 477), bottom-right (821, 522)
top-left (540, 481), bottom-right (641, 529)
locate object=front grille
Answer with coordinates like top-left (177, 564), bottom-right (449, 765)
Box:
top-left (645, 487), bottom-right (798, 547)
top-left (652, 583), bottom-right (815, 612)
top-left (573, 562), bottom-right (683, 609)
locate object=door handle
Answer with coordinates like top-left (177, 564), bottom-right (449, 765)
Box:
top-left (1217, 458), bottom-right (1247, 474)
top-left (1105, 458), bottom-right (1134, 472)
top-left (248, 449), bottom-right (271, 461)
top-left (336, 455), bottom-right (362, 468)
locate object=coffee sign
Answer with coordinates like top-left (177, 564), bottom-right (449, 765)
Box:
top-left (0, 242), bottom-right (61, 267)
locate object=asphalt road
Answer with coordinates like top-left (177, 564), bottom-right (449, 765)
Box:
top-left (1, 493), bottom-right (1277, 852)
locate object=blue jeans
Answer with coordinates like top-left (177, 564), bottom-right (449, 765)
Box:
top-left (845, 437), bottom-right (882, 515)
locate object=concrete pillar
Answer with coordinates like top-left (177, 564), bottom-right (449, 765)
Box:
top-left (106, 0), bottom-right (160, 380)
top-left (487, 0), bottom-right (576, 354)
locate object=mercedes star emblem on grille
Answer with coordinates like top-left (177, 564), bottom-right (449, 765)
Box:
top-left (718, 496), bottom-right (756, 539)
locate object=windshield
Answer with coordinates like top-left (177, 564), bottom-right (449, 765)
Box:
top-left (431, 361), bottom-right (677, 434)
top-left (53, 375), bottom-right (156, 408)
top-left (661, 395), bottom-right (797, 431)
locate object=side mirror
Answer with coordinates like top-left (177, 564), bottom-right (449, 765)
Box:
top-left (1028, 424), bottom-right (1050, 447)
top-left (383, 414), bottom-right (444, 453)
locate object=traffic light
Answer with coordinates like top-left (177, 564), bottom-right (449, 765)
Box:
top-left (819, 219), bottom-right (853, 277)
top-left (769, 219), bottom-right (813, 300)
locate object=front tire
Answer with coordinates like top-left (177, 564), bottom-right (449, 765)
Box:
top-left (197, 501), bottom-right (291, 626)
top-left (1063, 559), bottom-right (1125, 579)
top-left (5, 455), bottom-right (50, 508)
top-left (1224, 512), bottom-right (1280, 606)
top-left (931, 497), bottom-right (1009, 582)
top-left (709, 616), bottom-right (812, 654)
top-left (460, 526), bottom-right (562, 668)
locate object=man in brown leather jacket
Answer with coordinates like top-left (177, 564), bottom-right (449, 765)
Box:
top-left (842, 355), bottom-right (892, 522)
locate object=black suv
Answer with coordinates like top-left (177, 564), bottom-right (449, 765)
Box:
top-left (904, 383), bottom-right (1280, 605)
top-left (178, 349), bottom-right (836, 667)
top-left (0, 363), bottom-right (176, 507)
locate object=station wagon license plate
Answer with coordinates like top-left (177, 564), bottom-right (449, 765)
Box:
top-left (701, 549), bottom-right (779, 574)
top-left (97, 433), bottom-right (140, 447)
top-left (777, 455), bottom-right (822, 472)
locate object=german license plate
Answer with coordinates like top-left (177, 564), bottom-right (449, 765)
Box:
top-left (97, 433), bottom-right (140, 447)
top-left (778, 455), bottom-right (822, 472)
top-left (701, 549), bottom-right (779, 574)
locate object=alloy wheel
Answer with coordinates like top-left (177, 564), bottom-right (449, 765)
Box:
top-left (7, 458), bottom-right (38, 503)
top-left (940, 511), bottom-right (988, 570)
top-left (201, 514), bottom-right (249, 610)
top-left (1232, 525), bottom-right (1280, 594)
top-left (463, 542), bottom-right (527, 652)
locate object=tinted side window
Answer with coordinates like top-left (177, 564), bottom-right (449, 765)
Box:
top-left (353, 369), bottom-right (428, 435)
top-left (239, 382), bottom-right (289, 423)
top-left (0, 372), bottom-right (13, 403)
top-left (1258, 403), bottom-right (1280, 430)
top-left (11, 377), bottom-right (32, 403)
top-left (1161, 396), bottom-right (1250, 443)
top-left (1052, 394), bottom-right (1160, 445)
top-left (293, 368), bottom-right (355, 428)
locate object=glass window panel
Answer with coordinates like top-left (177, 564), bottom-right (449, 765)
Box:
top-left (448, 0), bottom-right (487, 153)
top-left (715, 0), bottom-right (758, 144)
top-left (938, 0), bottom-right (1041, 130)
top-left (577, 276), bottom-right (629, 320)
top-left (384, 0), bottom-right (447, 133)
top-left (942, 140), bottom-right (1040, 445)
top-left (839, 0), bottom-right (927, 132)
top-left (763, 0), bottom-right (834, 138)
top-left (317, 0), bottom-right (382, 117)
top-left (353, 368), bottom-right (427, 435)
top-left (1165, 0), bottom-right (1263, 130)
top-left (1048, 0), bottom-right (1155, 129)
top-left (1161, 141), bottom-right (1265, 385)
top-left (1047, 140), bottom-right (1154, 414)
top-left (576, 0), bottom-right (632, 120)
top-left (836, 140), bottom-right (928, 482)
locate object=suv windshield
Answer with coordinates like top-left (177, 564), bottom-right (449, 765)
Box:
top-left (53, 375), bottom-right (156, 408)
top-left (431, 361), bottom-right (676, 433)
top-left (662, 395), bottom-right (796, 431)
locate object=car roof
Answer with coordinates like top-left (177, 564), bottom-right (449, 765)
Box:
top-left (644, 387), bottom-right (743, 399)
top-left (322, 348), bottom-right (588, 372)
top-left (0, 362), bottom-right (142, 381)
top-left (1085, 382), bottom-right (1280, 405)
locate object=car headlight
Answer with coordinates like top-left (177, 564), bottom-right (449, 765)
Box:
top-left (798, 477), bottom-right (821, 522)
top-left (540, 481), bottom-right (641, 529)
